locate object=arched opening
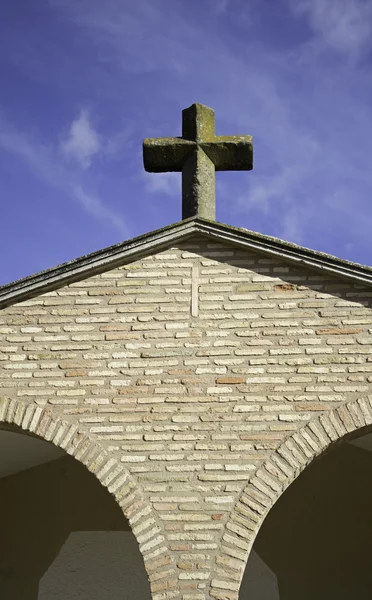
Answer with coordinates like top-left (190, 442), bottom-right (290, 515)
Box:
top-left (0, 425), bottom-right (151, 600)
top-left (240, 428), bottom-right (372, 600)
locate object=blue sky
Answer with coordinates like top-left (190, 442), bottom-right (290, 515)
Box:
top-left (1, 0), bottom-right (372, 284)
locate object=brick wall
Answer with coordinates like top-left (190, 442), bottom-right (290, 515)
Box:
top-left (1, 234), bottom-right (372, 600)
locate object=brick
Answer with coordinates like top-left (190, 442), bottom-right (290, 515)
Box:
top-left (273, 283), bottom-right (296, 292)
top-left (316, 327), bottom-right (364, 335)
top-left (3, 238), bottom-right (372, 592)
top-left (215, 377), bottom-right (245, 385)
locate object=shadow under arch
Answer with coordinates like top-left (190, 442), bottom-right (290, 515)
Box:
top-left (0, 396), bottom-right (169, 595)
top-left (210, 397), bottom-right (372, 599)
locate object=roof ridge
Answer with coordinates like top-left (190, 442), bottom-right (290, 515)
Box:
top-left (1, 218), bottom-right (371, 309)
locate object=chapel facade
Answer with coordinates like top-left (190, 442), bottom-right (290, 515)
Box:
top-left (1, 105), bottom-right (372, 599)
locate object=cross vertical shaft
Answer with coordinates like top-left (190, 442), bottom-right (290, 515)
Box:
top-left (181, 104), bottom-right (216, 220)
top-left (182, 144), bottom-right (216, 220)
top-left (143, 103), bottom-right (253, 221)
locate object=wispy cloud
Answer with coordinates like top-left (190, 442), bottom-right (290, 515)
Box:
top-left (143, 172), bottom-right (180, 196)
top-left (290, 0), bottom-right (372, 60)
top-left (104, 125), bottom-right (134, 160)
top-left (18, 0), bottom-right (372, 261)
top-left (210, 0), bottom-right (231, 15)
top-left (51, 0), bottom-right (372, 250)
top-left (60, 109), bottom-right (100, 168)
top-left (73, 185), bottom-right (128, 231)
top-left (0, 110), bottom-right (128, 236)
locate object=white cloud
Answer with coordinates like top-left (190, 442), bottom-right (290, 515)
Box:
top-left (143, 172), bottom-right (180, 196)
top-left (104, 126), bottom-right (133, 160)
top-left (73, 185), bottom-right (127, 232)
top-left (291, 0), bottom-right (372, 59)
top-left (51, 2), bottom-right (321, 205)
top-left (0, 111), bottom-right (128, 236)
top-left (211, 0), bottom-right (231, 15)
top-left (61, 109), bottom-right (100, 168)
top-left (44, 0), bottom-right (372, 259)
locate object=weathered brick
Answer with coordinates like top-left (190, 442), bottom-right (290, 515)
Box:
top-left (2, 236), bottom-right (372, 597)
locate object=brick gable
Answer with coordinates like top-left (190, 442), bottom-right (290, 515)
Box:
top-left (2, 235), bottom-right (372, 599)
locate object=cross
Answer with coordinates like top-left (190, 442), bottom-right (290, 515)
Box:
top-left (143, 103), bottom-right (253, 221)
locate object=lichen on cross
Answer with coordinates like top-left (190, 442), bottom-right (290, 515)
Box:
top-left (143, 103), bottom-right (253, 221)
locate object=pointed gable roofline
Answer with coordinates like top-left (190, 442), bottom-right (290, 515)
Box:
top-left (1, 217), bottom-right (372, 309)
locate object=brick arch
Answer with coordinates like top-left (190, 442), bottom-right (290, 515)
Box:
top-left (210, 398), bottom-right (372, 599)
top-left (0, 397), bottom-right (172, 593)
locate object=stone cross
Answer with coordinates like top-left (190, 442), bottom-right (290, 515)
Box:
top-left (143, 103), bottom-right (253, 221)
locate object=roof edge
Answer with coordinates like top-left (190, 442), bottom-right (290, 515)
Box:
top-left (0, 218), bottom-right (198, 309)
top-left (198, 220), bottom-right (372, 282)
top-left (1, 217), bottom-right (372, 309)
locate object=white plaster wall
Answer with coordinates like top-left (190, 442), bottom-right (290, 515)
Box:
top-left (0, 430), bottom-right (63, 478)
top-left (240, 550), bottom-right (280, 600)
top-left (40, 535), bottom-right (278, 600)
top-left (39, 531), bottom-right (151, 600)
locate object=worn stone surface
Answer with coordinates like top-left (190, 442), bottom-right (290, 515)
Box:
top-left (1, 234), bottom-right (372, 600)
top-left (143, 104), bottom-right (253, 221)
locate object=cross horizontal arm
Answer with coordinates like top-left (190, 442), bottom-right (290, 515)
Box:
top-left (201, 136), bottom-right (253, 171)
top-left (143, 138), bottom-right (194, 172)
